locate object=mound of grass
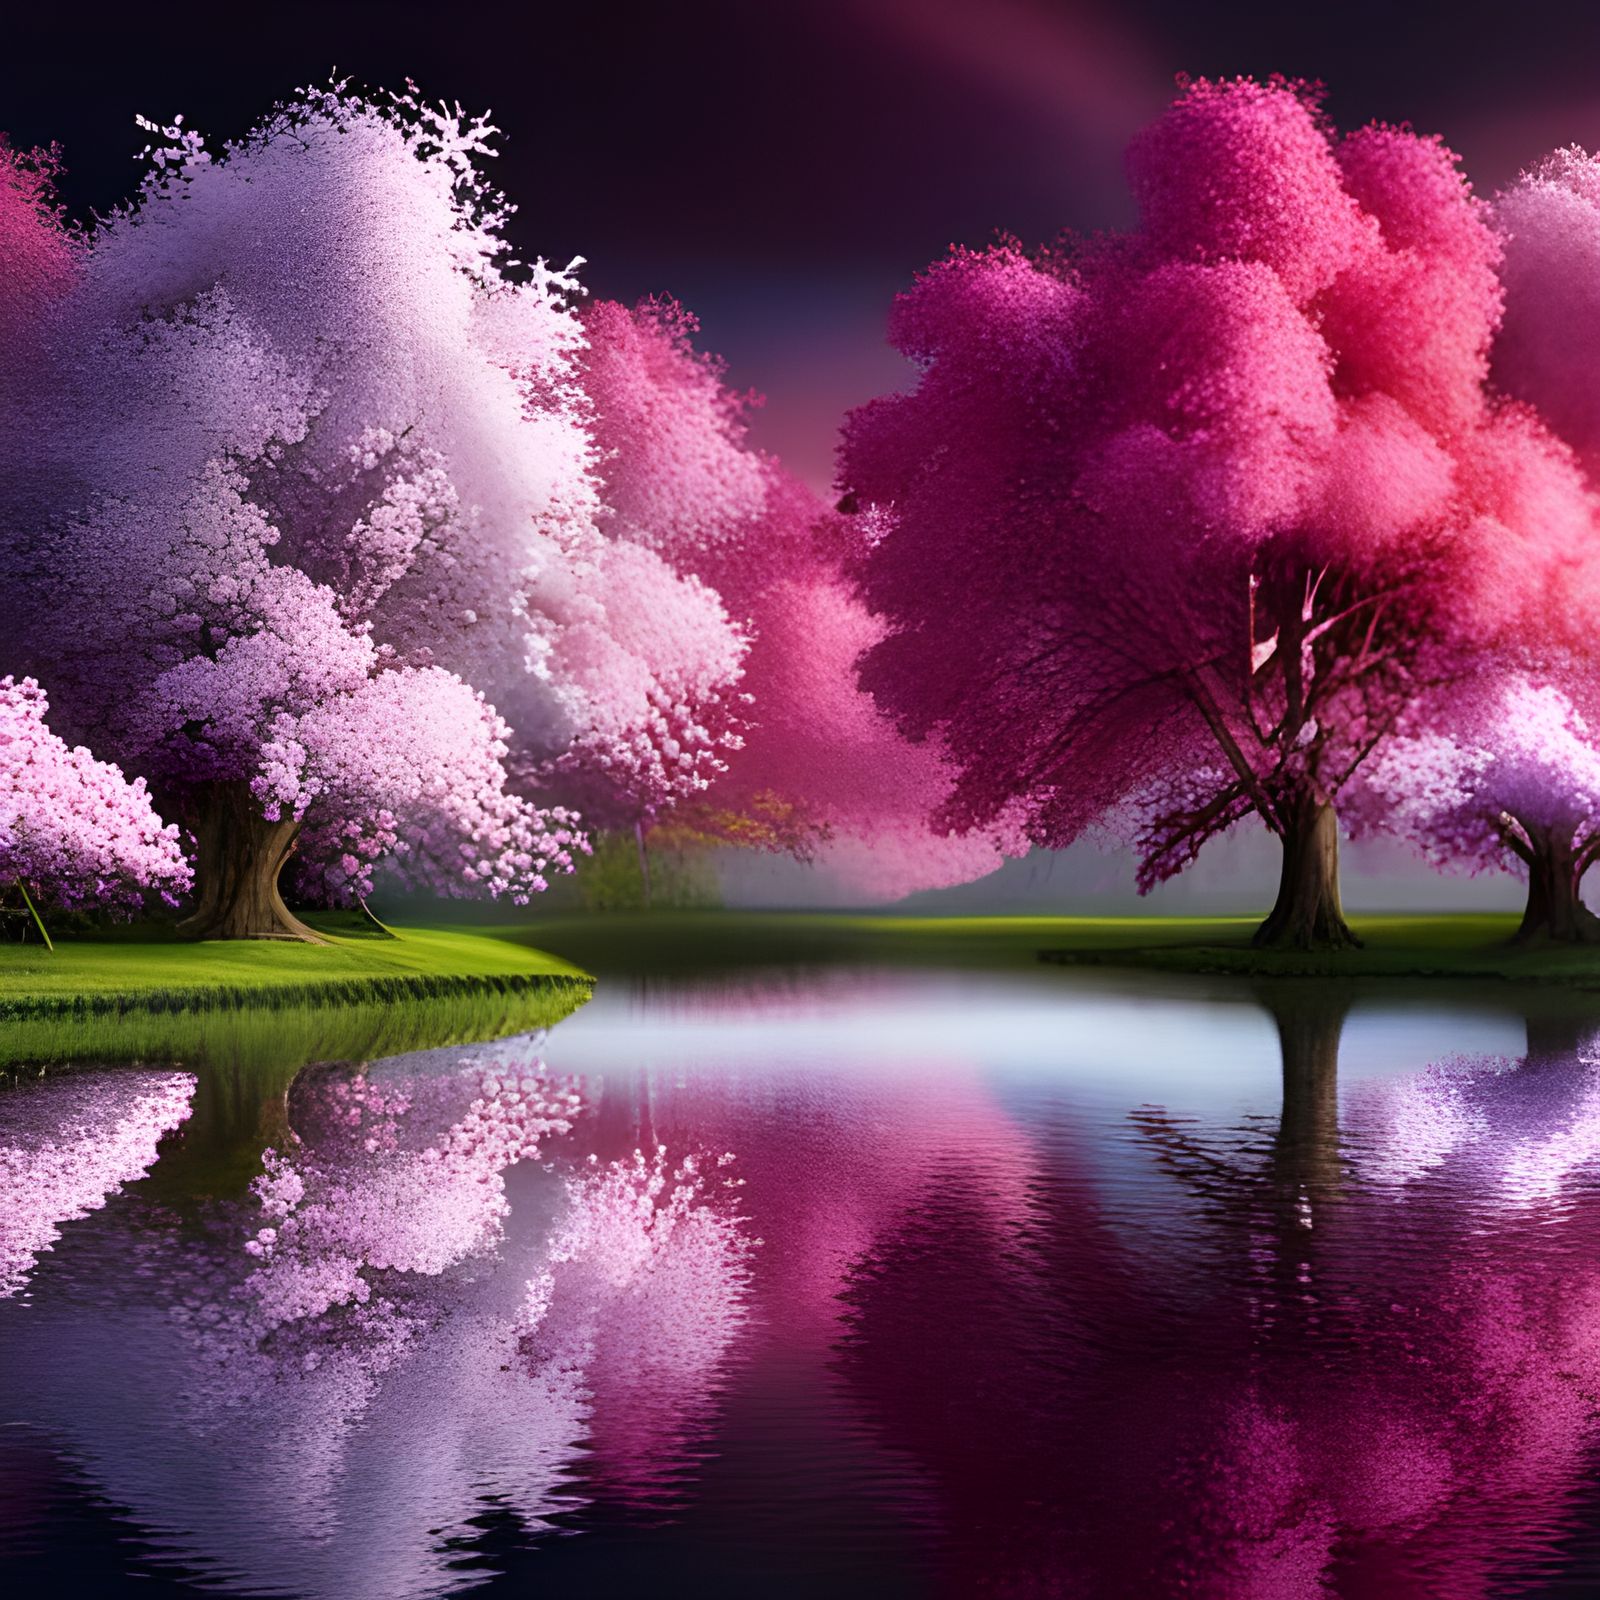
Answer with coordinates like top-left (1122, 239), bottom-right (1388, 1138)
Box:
top-left (0, 916), bottom-right (591, 1032)
top-left (0, 979), bottom-right (593, 1072)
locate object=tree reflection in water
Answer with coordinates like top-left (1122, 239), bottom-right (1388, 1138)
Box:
top-left (0, 1038), bottom-right (753, 1599)
top-left (838, 984), bottom-right (1600, 1597)
top-left (0, 1067), bottom-right (194, 1298)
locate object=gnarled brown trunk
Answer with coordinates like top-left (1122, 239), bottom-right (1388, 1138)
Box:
top-left (1512, 826), bottom-right (1600, 946)
top-left (177, 780), bottom-right (326, 943)
top-left (1253, 793), bottom-right (1360, 952)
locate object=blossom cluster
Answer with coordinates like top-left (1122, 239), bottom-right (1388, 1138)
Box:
top-left (0, 85), bottom-right (762, 913)
top-left (575, 299), bottom-right (1010, 894)
top-left (243, 1053), bottom-right (583, 1327)
top-left (0, 675), bottom-right (190, 913)
top-left (254, 667), bottom-right (587, 903)
top-left (1353, 674), bottom-right (1600, 875)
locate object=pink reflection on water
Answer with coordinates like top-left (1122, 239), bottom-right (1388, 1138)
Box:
top-left (1349, 1043), bottom-right (1600, 1204)
top-left (576, 975), bottom-right (1043, 1341)
top-left (0, 1068), bottom-right (193, 1298)
top-left (0, 1042), bottom-right (755, 1598)
top-left (826, 1037), bottom-right (1600, 1596)
top-left (14, 988), bottom-right (1600, 1595)
top-left (522, 1145), bottom-right (754, 1507)
top-left (562, 987), bottom-right (1048, 1561)
top-left (242, 1053), bottom-right (582, 1325)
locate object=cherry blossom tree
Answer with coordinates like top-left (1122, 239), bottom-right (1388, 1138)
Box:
top-left (0, 135), bottom-right (74, 344)
top-left (0, 676), bottom-right (190, 946)
top-left (3, 86), bottom-right (752, 939)
top-left (1496, 147), bottom-right (1600, 473)
top-left (1354, 672), bottom-right (1600, 943)
top-left (574, 299), bottom-right (1007, 901)
top-left (839, 77), bottom-right (1586, 946)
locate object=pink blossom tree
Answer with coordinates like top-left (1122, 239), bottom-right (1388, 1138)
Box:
top-left (0, 676), bottom-right (190, 946)
top-left (2, 87), bottom-right (598, 937)
top-left (574, 299), bottom-right (1007, 901)
top-left (1353, 672), bottom-right (1600, 943)
top-left (1496, 147), bottom-right (1600, 474)
top-left (3, 86), bottom-right (751, 938)
top-left (839, 78), bottom-right (1580, 946)
top-left (0, 135), bottom-right (74, 345)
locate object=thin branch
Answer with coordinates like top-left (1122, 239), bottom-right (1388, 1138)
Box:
top-left (14, 879), bottom-right (53, 953)
top-left (1181, 667), bottom-right (1282, 832)
top-left (1301, 584), bottom-right (1410, 650)
top-left (1493, 813), bottom-right (1538, 867)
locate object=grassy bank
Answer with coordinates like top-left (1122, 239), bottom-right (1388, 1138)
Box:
top-left (0, 980), bottom-right (594, 1072)
top-left (0, 915), bottom-right (591, 1026)
top-left (1035, 913), bottom-right (1600, 984)
top-left (501, 909), bottom-right (1600, 987)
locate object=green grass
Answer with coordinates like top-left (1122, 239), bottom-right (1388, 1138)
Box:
top-left (1035, 912), bottom-right (1600, 984)
top-left (0, 914), bottom-right (592, 1068)
top-left (498, 908), bottom-right (1600, 988)
top-left (0, 915), bottom-right (587, 1004)
top-left (497, 909), bottom-right (1281, 977)
top-left (499, 909), bottom-right (1185, 976)
top-left (0, 980), bottom-right (593, 1071)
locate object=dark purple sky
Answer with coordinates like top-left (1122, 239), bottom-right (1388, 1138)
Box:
top-left (9, 0), bottom-right (1600, 489)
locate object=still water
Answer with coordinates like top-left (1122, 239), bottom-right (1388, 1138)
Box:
top-left (6, 964), bottom-right (1600, 1596)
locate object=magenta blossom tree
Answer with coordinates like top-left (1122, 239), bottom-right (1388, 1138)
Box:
top-left (574, 299), bottom-right (1008, 901)
top-left (2, 86), bottom-right (667, 937)
top-left (839, 77), bottom-right (1587, 947)
top-left (1496, 147), bottom-right (1600, 474)
top-left (1353, 673), bottom-right (1600, 943)
top-left (0, 135), bottom-right (73, 346)
top-left (1343, 150), bottom-right (1600, 945)
top-left (0, 676), bottom-right (190, 946)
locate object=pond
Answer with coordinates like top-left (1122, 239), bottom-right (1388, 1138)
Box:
top-left (5, 962), bottom-right (1600, 1596)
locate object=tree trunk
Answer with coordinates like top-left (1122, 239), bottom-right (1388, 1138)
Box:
top-left (1255, 986), bottom-right (1349, 1326)
top-left (177, 780), bottom-right (327, 943)
top-left (142, 1051), bottom-right (298, 1202)
top-left (1522, 1002), bottom-right (1600, 1064)
top-left (1512, 826), bottom-right (1600, 945)
top-left (1252, 793), bottom-right (1360, 952)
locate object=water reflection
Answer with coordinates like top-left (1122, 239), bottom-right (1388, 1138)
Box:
top-left (0, 1036), bottom-right (751, 1597)
top-left (860, 986), bottom-right (1600, 1597)
top-left (0, 1067), bottom-right (194, 1298)
top-left (6, 970), bottom-right (1600, 1595)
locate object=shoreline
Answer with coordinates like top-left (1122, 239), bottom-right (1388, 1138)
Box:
top-left (0, 920), bottom-right (592, 1031)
